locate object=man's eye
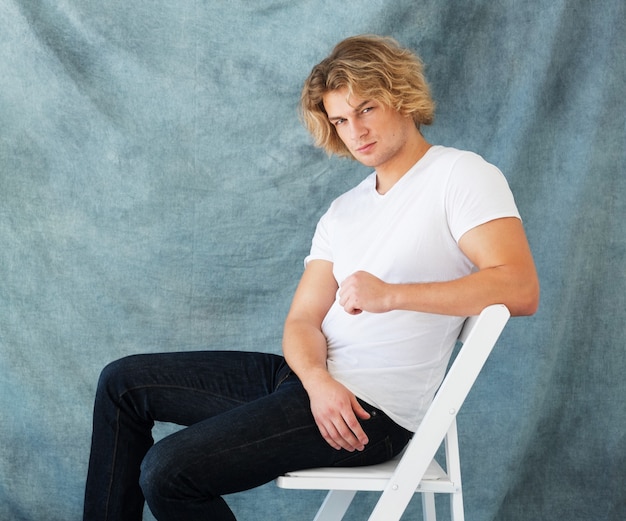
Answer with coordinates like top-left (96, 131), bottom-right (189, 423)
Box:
top-left (334, 119), bottom-right (345, 126)
top-left (362, 107), bottom-right (374, 114)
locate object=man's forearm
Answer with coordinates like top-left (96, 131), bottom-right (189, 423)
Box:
top-left (388, 266), bottom-right (539, 317)
top-left (339, 266), bottom-right (538, 318)
top-left (282, 319), bottom-right (331, 392)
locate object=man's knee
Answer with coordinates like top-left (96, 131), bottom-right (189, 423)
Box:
top-left (139, 440), bottom-right (201, 506)
top-left (95, 354), bottom-right (145, 402)
top-left (139, 444), bottom-right (167, 503)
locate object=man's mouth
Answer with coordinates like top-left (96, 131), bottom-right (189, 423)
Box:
top-left (356, 142), bottom-right (376, 154)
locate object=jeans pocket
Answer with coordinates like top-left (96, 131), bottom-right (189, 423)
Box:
top-left (332, 435), bottom-right (394, 467)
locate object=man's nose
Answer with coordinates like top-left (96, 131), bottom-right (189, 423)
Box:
top-left (349, 120), bottom-right (367, 141)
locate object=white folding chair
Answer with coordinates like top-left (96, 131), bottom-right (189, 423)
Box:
top-left (276, 304), bottom-right (511, 521)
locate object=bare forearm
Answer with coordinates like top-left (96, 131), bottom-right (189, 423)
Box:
top-left (388, 266), bottom-right (540, 317)
top-left (282, 259), bottom-right (339, 389)
top-left (282, 319), bottom-right (332, 390)
top-left (340, 264), bottom-right (539, 318)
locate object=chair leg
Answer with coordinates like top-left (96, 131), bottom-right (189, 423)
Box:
top-left (445, 420), bottom-right (464, 521)
top-left (449, 491), bottom-right (464, 521)
top-left (312, 490), bottom-right (357, 521)
top-left (421, 492), bottom-right (437, 521)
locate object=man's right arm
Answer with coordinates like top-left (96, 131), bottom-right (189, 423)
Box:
top-left (282, 259), bottom-right (370, 452)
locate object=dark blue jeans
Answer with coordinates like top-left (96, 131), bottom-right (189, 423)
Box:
top-left (83, 351), bottom-right (412, 521)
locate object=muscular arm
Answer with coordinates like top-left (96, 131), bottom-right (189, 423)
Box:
top-left (339, 217), bottom-right (540, 317)
top-left (282, 259), bottom-right (371, 452)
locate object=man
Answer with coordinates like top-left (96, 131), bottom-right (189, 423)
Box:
top-left (83, 35), bottom-right (539, 521)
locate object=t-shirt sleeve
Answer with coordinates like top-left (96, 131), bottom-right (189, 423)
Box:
top-left (304, 207), bottom-right (334, 267)
top-left (445, 152), bottom-right (521, 242)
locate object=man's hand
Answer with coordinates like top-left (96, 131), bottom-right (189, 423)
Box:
top-left (306, 373), bottom-right (371, 451)
top-left (339, 271), bottom-right (391, 315)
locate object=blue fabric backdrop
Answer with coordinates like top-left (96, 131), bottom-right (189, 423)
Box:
top-left (1, 1), bottom-right (624, 520)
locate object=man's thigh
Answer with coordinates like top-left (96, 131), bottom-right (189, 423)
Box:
top-left (140, 372), bottom-right (326, 496)
top-left (103, 350), bottom-right (288, 426)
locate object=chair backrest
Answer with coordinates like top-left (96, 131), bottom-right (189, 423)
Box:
top-left (366, 304), bottom-right (511, 520)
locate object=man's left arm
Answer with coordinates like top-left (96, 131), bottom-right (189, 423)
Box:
top-left (338, 217), bottom-right (539, 317)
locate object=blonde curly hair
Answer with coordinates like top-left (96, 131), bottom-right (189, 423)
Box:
top-left (301, 35), bottom-right (435, 158)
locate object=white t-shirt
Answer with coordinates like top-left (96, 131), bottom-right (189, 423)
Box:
top-left (305, 146), bottom-right (521, 431)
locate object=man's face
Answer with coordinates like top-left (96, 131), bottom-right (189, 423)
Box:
top-left (323, 87), bottom-right (416, 172)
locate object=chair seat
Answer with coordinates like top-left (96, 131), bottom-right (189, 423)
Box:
top-left (277, 455), bottom-right (456, 493)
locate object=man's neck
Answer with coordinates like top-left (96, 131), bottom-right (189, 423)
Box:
top-left (375, 135), bottom-right (432, 195)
